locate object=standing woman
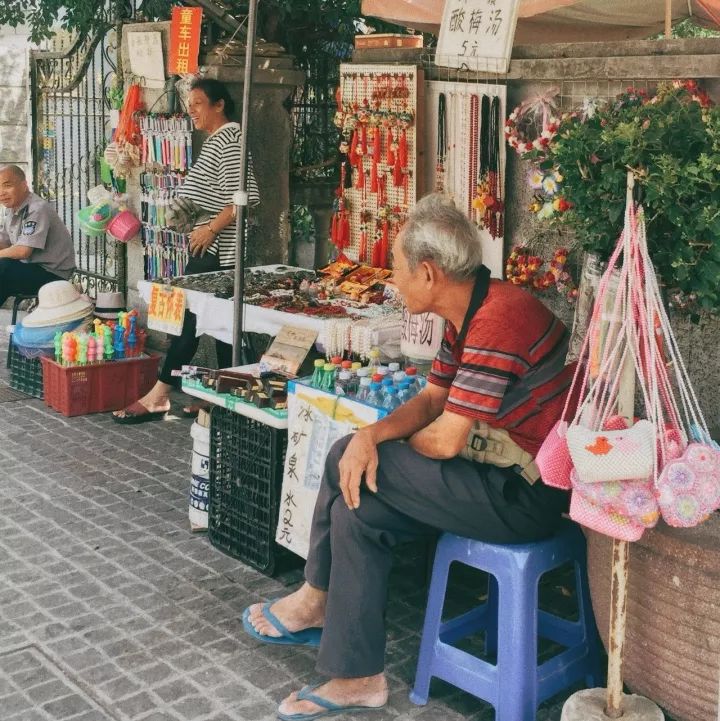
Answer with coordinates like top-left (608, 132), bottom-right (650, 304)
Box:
top-left (113, 78), bottom-right (260, 423)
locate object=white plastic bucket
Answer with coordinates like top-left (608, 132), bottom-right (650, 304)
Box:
top-left (189, 419), bottom-right (210, 531)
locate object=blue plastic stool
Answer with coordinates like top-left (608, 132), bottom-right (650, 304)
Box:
top-left (409, 519), bottom-right (600, 721)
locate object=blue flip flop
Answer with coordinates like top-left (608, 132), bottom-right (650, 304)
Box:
top-left (277, 683), bottom-right (386, 721)
top-left (242, 601), bottom-right (322, 647)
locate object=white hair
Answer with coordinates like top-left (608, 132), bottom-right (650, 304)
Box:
top-left (400, 193), bottom-right (483, 280)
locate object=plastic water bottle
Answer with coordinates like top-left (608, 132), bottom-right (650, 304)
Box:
top-left (365, 381), bottom-right (383, 407)
top-left (404, 378), bottom-right (419, 400)
top-left (397, 380), bottom-right (412, 405)
top-left (381, 377), bottom-right (394, 400)
top-left (405, 367), bottom-right (422, 393)
top-left (393, 370), bottom-right (407, 385)
top-left (310, 359), bottom-right (325, 388)
top-left (367, 348), bottom-right (381, 373)
top-left (381, 386), bottom-right (400, 413)
top-left (321, 362), bottom-right (336, 393)
top-left (388, 362), bottom-right (401, 374)
top-left (335, 370), bottom-right (352, 396)
top-left (356, 376), bottom-right (372, 402)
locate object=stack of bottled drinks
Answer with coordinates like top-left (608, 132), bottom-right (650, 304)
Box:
top-left (307, 348), bottom-right (426, 413)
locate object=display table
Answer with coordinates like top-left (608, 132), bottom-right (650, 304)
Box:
top-left (137, 266), bottom-right (403, 357)
top-left (182, 365), bottom-right (288, 430)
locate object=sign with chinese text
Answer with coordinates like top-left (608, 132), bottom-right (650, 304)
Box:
top-left (260, 325), bottom-right (318, 376)
top-left (435, 0), bottom-right (519, 73)
top-left (168, 6), bottom-right (203, 75)
top-left (400, 308), bottom-right (444, 361)
top-left (147, 284), bottom-right (186, 336)
top-left (276, 383), bottom-right (384, 558)
top-left (127, 32), bottom-right (165, 89)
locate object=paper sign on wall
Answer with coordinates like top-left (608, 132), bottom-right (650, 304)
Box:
top-left (435, 0), bottom-right (520, 73)
top-left (147, 283), bottom-right (186, 335)
top-left (127, 32), bottom-right (166, 88)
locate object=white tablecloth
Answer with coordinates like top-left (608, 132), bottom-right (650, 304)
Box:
top-left (137, 268), bottom-right (402, 357)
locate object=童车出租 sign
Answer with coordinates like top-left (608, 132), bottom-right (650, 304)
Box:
top-left (435, 0), bottom-right (519, 74)
top-left (168, 6), bottom-right (203, 75)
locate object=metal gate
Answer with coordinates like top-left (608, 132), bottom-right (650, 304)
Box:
top-left (30, 26), bottom-right (125, 297)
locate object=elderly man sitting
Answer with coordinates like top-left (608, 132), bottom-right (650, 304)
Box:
top-left (244, 193), bottom-right (574, 720)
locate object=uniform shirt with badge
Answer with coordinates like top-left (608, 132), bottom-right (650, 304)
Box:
top-left (0, 192), bottom-right (75, 279)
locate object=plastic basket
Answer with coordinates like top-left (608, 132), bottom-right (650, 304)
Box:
top-left (208, 405), bottom-right (288, 575)
top-left (40, 354), bottom-right (160, 417)
top-left (8, 340), bottom-right (44, 399)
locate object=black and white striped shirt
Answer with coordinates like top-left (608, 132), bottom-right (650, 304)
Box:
top-left (179, 122), bottom-right (260, 268)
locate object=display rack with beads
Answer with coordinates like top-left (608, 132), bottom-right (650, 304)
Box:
top-left (422, 81), bottom-right (507, 278)
top-left (137, 112), bottom-right (193, 280)
top-left (331, 64), bottom-right (424, 269)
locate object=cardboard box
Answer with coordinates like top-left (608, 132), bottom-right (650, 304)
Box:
top-left (354, 33), bottom-right (423, 50)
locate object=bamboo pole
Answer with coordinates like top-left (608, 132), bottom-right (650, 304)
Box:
top-left (604, 172), bottom-right (636, 718)
top-left (665, 0), bottom-right (673, 38)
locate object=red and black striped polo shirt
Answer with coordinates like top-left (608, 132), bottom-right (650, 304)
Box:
top-left (428, 280), bottom-right (576, 457)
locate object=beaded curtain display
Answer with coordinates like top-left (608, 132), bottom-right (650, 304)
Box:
top-left (332, 64), bottom-right (423, 268)
top-left (423, 80), bottom-right (507, 277)
top-left (138, 112), bottom-right (193, 281)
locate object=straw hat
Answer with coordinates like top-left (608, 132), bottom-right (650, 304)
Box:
top-left (94, 291), bottom-right (126, 320)
top-left (23, 280), bottom-right (94, 328)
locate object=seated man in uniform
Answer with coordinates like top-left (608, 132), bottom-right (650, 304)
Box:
top-left (244, 193), bottom-right (574, 720)
top-left (0, 164), bottom-right (75, 307)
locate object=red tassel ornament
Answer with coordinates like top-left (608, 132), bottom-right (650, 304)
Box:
top-left (398, 128), bottom-right (408, 169)
top-left (386, 128), bottom-right (395, 165)
top-left (348, 130), bottom-right (358, 167)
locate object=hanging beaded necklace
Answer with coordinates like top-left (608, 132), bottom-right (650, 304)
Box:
top-left (487, 95), bottom-right (504, 238)
top-left (468, 94), bottom-right (479, 217)
top-left (435, 93), bottom-right (447, 193)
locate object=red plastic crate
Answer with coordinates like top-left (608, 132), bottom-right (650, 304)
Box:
top-left (40, 355), bottom-right (160, 417)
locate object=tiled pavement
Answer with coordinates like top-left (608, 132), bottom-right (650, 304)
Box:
top-left (0, 307), bottom-right (638, 721)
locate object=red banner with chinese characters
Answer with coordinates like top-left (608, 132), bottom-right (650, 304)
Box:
top-left (168, 6), bottom-right (203, 75)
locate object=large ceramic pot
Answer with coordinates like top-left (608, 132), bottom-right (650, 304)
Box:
top-left (585, 516), bottom-right (720, 721)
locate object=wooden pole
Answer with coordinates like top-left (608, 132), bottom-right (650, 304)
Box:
top-left (665, 0), bottom-right (673, 38)
top-left (604, 171), bottom-right (636, 718)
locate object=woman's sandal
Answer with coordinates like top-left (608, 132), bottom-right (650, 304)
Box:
top-left (112, 401), bottom-right (168, 425)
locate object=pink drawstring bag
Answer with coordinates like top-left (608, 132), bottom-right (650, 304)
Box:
top-left (657, 443), bottom-right (720, 527)
top-left (536, 230), bottom-right (627, 493)
top-left (569, 490), bottom-right (645, 542)
top-left (570, 470), bottom-right (659, 529)
top-left (536, 420), bottom-right (573, 490)
top-left (107, 209), bottom-right (141, 242)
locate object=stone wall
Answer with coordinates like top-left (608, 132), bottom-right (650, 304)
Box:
top-left (0, 27), bottom-right (31, 178)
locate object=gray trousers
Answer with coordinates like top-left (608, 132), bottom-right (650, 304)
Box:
top-left (304, 435), bottom-right (568, 678)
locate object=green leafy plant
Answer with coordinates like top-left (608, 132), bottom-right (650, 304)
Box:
top-left (291, 204), bottom-right (316, 247)
top-left (539, 81), bottom-right (720, 316)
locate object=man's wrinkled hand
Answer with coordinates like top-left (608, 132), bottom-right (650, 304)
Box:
top-left (337, 429), bottom-right (379, 510)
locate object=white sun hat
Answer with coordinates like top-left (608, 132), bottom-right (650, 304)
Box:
top-left (22, 280), bottom-right (94, 328)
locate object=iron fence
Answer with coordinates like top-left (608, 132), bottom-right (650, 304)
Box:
top-left (30, 26), bottom-right (126, 297)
